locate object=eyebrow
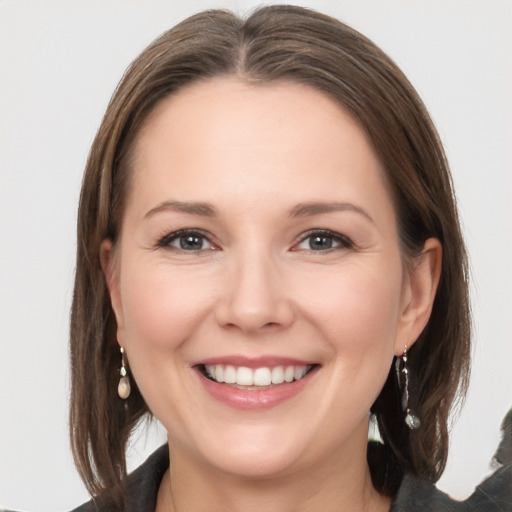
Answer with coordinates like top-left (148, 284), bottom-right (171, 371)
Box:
top-left (143, 200), bottom-right (373, 223)
top-left (143, 200), bottom-right (217, 219)
top-left (288, 202), bottom-right (374, 223)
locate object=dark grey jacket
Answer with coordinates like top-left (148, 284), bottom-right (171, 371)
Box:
top-left (71, 441), bottom-right (512, 512)
top-left (4, 411), bottom-right (510, 512)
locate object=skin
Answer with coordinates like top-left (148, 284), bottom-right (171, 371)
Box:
top-left (101, 78), bottom-right (441, 512)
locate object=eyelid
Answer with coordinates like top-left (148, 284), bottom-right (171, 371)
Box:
top-left (155, 228), bottom-right (353, 253)
top-left (156, 228), bottom-right (217, 251)
top-left (292, 229), bottom-right (355, 251)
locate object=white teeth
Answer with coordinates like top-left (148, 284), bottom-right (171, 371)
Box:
top-left (254, 367), bottom-right (272, 386)
top-left (237, 367), bottom-right (253, 386)
top-left (294, 366), bottom-right (307, 380)
top-left (284, 366), bottom-right (295, 383)
top-left (204, 364), bottom-right (311, 386)
top-left (271, 366), bottom-right (285, 384)
top-left (224, 365), bottom-right (237, 384)
top-left (215, 364), bottom-right (224, 383)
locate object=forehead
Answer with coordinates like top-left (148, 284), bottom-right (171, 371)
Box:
top-left (136, 77), bottom-right (371, 158)
top-left (127, 77), bottom-right (394, 221)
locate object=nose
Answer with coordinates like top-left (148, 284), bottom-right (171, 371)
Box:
top-left (215, 249), bottom-right (295, 334)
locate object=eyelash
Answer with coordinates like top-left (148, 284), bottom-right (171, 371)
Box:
top-left (156, 229), bottom-right (215, 253)
top-left (156, 229), bottom-right (354, 253)
top-left (294, 229), bottom-right (354, 252)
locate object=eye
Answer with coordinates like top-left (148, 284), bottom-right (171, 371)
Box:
top-left (157, 230), bottom-right (214, 252)
top-left (295, 230), bottom-right (353, 252)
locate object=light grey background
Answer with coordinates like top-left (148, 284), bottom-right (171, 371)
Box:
top-left (1, 1), bottom-right (511, 510)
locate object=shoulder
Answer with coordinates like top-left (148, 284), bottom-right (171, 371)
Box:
top-left (392, 472), bottom-right (455, 512)
top-left (392, 464), bottom-right (512, 512)
top-left (392, 408), bottom-right (512, 512)
top-left (464, 464), bottom-right (512, 511)
top-left (70, 444), bottom-right (169, 512)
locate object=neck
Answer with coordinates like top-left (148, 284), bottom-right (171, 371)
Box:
top-left (156, 432), bottom-right (391, 512)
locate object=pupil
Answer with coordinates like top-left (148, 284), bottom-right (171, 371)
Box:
top-left (180, 234), bottom-right (203, 250)
top-left (310, 235), bottom-right (332, 250)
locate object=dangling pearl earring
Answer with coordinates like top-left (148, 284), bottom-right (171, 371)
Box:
top-left (396, 345), bottom-right (420, 430)
top-left (118, 347), bottom-right (131, 399)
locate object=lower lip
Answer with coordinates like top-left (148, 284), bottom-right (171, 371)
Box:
top-left (197, 367), bottom-right (318, 411)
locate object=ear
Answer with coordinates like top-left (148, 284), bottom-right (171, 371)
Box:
top-left (394, 238), bottom-right (442, 355)
top-left (100, 239), bottom-right (125, 345)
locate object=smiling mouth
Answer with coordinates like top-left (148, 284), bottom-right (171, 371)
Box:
top-left (200, 364), bottom-right (317, 389)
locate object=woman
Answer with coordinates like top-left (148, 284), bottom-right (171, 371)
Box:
top-left (67, 5), bottom-right (508, 512)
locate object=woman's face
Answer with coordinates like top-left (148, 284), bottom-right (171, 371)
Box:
top-left (104, 78), bottom-right (435, 478)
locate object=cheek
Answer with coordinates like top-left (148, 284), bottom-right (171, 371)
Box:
top-left (119, 261), bottom-right (214, 352)
top-left (116, 260), bottom-right (218, 419)
top-left (297, 258), bottom-right (404, 355)
top-left (304, 261), bottom-right (404, 417)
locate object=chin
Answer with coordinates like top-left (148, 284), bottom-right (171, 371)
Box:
top-left (206, 447), bottom-right (302, 479)
top-left (188, 425), bottom-right (310, 479)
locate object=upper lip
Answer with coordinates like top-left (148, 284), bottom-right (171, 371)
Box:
top-left (193, 355), bottom-right (317, 369)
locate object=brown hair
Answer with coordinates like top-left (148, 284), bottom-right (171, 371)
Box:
top-left (70, 5), bottom-right (470, 507)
